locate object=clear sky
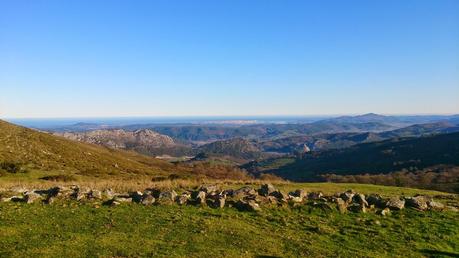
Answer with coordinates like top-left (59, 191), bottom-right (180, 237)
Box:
top-left (1, 0), bottom-right (458, 118)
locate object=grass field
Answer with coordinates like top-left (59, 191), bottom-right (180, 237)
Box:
top-left (0, 183), bottom-right (458, 258)
top-left (0, 201), bottom-right (458, 258)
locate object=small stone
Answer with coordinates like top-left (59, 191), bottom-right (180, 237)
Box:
top-left (379, 208), bottom-right (391, 216)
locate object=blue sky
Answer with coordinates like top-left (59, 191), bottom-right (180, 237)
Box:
top-left (1, 0), bottom-right (458, 118)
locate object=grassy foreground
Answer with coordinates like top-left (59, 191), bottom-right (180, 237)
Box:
top-left (0, 200), bottom-right (458, 257)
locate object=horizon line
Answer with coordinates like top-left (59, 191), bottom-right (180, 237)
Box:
top-left (2, 112), bottom-right (459, 120)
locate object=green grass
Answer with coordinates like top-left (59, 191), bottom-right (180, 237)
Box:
top-left (0, 201), bottom-right (458, 257)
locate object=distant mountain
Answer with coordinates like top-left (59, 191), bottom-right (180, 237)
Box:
top-left (258, 121), bottom-right (459, 154)
top-left (253, 132), bottom-right (459, 181)
top-left (196, 138), bottom-right (265, 162)
top-left (54, 129), bottom-right (193, 156)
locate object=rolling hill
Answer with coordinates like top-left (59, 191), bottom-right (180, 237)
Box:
top-left (0, 120), bottom-right (193, 180)
top-left (248, 132), bottom-right (459, 181)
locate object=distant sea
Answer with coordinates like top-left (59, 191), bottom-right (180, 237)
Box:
top-left (5, 116), bottom-right (333, 129)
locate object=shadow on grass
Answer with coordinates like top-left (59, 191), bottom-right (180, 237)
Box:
top-left (419, 249), bottom-right (459, 257)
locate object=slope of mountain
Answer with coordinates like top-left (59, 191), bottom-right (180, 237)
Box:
top-left (0, 120), bottom-right (195, 179)
top-left (259, 121), bottom-right (459, 154)
top-left (53, 129), bottom-right (193, 156)
top-left (254, 132), bottom-right (459, 181)
top-left (196, 138), bottom-right (265, 162)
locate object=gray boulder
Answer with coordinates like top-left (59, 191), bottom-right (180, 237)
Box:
top-left (236, 200), bottom-right (261, 212)
top-left (427, 200), bottom-right (445, 211)
top-left (157, 190), bottom-right (178, 204)
top-left (385, 197), bottom-right (405, 210)
top-left (405, 196), bottom-right (429, 211)
top-left (141, 194), bottom-right (155, 205)
top-left (353, 193), bottom-right (368, 207)
top-left (259, 184), bottom-right (276, 196)
top-left (176, 193), bottom-right (191, 205)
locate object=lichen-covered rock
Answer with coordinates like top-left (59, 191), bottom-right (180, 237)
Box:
top-left (157, 190), bottom-right (177, 204)
top-left (176, 193), bottom-right (191, 205)
top-left (405, 196), bottom-right (429, 211)
top-left (141, 194), bottom-right (155, 205)
top-left (427, 201), bottom-right (445, 211)
top-left (113, 196), bottom-right (133, 203)
top-left (259, 184), bottom-right (276, 196)
top-left (385, 197), bottom-right (405, 210)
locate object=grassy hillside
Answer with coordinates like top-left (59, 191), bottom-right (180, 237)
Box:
top-left (0, 120), bottom-right (198, 181)
top-left (259, 132), bottom-right (459, 181)
top-left (0, 182), bottom-right (458, 257)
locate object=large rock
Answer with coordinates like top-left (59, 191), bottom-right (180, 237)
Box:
top-left (366, 194), bottom-right (384, 208)
top-left (291, 189), bottom-right (307, 199)
top-left (405, 196), bottom-right (429, 211)
top-left (141, 194), bottom-right (155, 205)
top-left (233, 186), bottom-right (257, 198)
top-left (353, 193), bottom-right (368, 207)
top-left (385, 197), bottom-right (405, 210)
top-left (308, 192), bottom-right (323, 200)
top-left (88, 190), bottom-right (103, 200)
top-left (348, 203), bottom-right (366, 213)
top-left (157, 190), bottom-right (177, 204)
top-left (335, 198), bottom-right (348, 214)
top-left (427, 200), bottom-right (445, 211)
top-left (192, 191), bottom-right (206, 205)
top-left (129, 191), bottom-right (143, 203)
top-left (235, 200), bottom-right (261, 212)
top-left (199, 185), bottom-right (219, 195)
top-left (259, 184), bottom-right (276, 197)
top-left (176, 193), bottom-right (191, 205)
top-left (113, 195), bottom-right (133, 203)
top-left (270, 190), bottom-right (287, 202)
top-left (340, 190), bottom-right (355, 203)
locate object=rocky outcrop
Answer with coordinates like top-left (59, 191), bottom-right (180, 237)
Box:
top-left (1, 186), bottom-right (456, 215)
